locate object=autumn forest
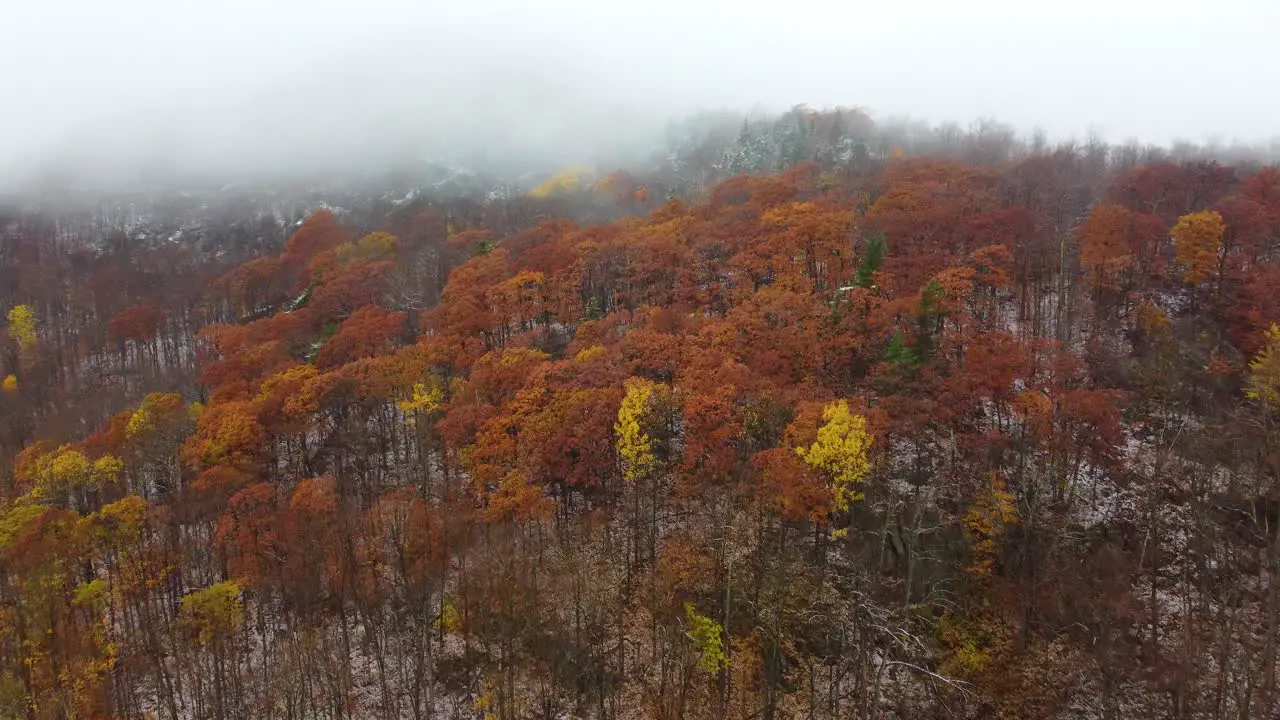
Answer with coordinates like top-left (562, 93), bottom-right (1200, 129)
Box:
top-left (2, 108), bottom-right (1280, 719)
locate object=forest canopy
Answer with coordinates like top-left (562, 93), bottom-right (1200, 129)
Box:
top-left (2, 109), bottom-right (1280, 719)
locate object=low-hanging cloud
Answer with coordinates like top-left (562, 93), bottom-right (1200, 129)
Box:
top-left (3, 0), bottom-right (1279, 192)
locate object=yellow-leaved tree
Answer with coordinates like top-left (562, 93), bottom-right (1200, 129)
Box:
top-left (684, 602), bottom-right (729, 673)
top-left (1246, 324), bottom-right (1280, 413)
top-left (397, 377), bottom-right (445, 435)
top-left (6, 305), bottom-right (36, 350)
top-left (126, 392), bottom-right (185, 438)
top-left (528, 167), bottom-right (590, 199)
top-left (397, 380), bottom-right (444, 417)
top-left (17, 445), bottom-right (122, 497)
top-left (962, 474), bottom-right (1018, 577)
top-left (180, 581), bottom-right (243, 646)
top-left (615, 377), bottom-right (660, 482)
top-left (796, 400), bottom-right (873, 536)
top-left (1170, 210), bottom-right (1225, 285)
top-left (335, 231), bottom-right (399, 265)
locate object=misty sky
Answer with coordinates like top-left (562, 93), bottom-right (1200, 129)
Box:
top-left (2, 0), bottom-right (1278, 186)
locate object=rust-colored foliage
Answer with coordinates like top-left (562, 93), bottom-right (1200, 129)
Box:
top-left (679, 387), bottom-right (741, 482)
top-left (182, 400), bottom-right (265, 469)
top-left (108, 304), bottom-right (165, 344)
top-left (220, 256), bottom-right (285, 315)
top-left (189, 465), bottom-right (253, 518)
top-left (197, 312), bottom-right (315, 401)
top-left (281, 209), bottom-right (353, 283)
top-left (315, 306), bottom-right (406, 369)
top-left (1078, 202), bottom-right (1166, 289)
top-left (216, 482), bottom-right (279, 585)
top-left (1170, 210), bottom-right (1225, 285)
top-left (753, 447), bottom-right (830, 522)
top-left (1109, 161), bottom-right (1235, 219)
top-left (308, 259), bottom-right (395, 318)
top-left (426, 249), bottom-right (511, 341)
top-left (867, 158), bottom-right (996, 294)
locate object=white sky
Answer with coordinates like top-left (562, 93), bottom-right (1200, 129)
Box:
top-left (2, 0), bottom-right (1278, 184)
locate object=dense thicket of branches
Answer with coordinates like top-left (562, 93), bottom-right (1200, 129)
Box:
top-left (3, 112), bottom-right (1280, 719)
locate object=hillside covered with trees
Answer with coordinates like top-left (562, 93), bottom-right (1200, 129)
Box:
top-left (2, 110), bottom-right (1280, 719)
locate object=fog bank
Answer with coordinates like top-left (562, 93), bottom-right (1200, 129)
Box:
top-left (3, 0), bottom-right (1279, 191)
